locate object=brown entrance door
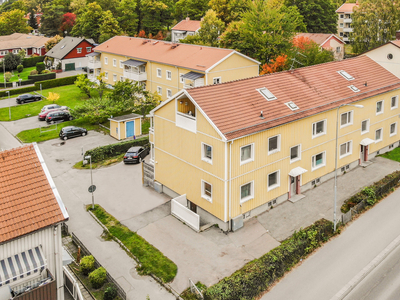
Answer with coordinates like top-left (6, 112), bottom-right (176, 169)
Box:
top-left (360, 145), bottom-right (368, 163)
top-left (189, 201), bottom-right (197, 213)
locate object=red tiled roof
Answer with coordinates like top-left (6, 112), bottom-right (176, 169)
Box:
top-left (94, 36), bottom-right (240, 71)
top-left (186, 56), bottom-right (400, 140)
top-left (391, 40), bottom-right (400, 47)
top-left (336, 2), bottom-right (359, 13)
top-left (295, 33), bottom-right (344, 46)
top-left (0, 144), bottom-right (68, 243)
top-left (172, 19), bottom-right (201, 32)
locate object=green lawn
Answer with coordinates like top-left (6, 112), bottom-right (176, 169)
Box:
top-left (380, 147), bottom-right (400, 162)
top-left (0, 67), bottom-right (36, 83)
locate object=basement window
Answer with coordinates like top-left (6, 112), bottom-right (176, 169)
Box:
top-left (348, 85), bottom-right (360, 93)
top-left (338, 70), bottom-right (354, 81)
top-left (257, 87), bottom-right (277, 101)
top-left (285, 101), bottom-right (299, 111)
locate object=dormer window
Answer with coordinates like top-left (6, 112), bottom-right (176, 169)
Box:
top-left (338, 70), bottom-right (354, 81)
top-left (257, 87), bottom-right (277, 101)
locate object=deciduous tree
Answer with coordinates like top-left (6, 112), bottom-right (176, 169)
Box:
top-left (45, 35), bottom-right (63, 51)
top-left (75, 73), bottom-right (94, 98)
top-left (140, 0), bottom-right (172, 35)
top-left (28, 10), bottom-right (38, 29)
top-left (3, 53), bottom-right (22, 71)
top-left (209, 0), bottom-right (249, 24)
top-left (40, 4), bottom-right (64, 36)
top-left (98, 10), bottom-right (122, 43)
top-left (71, 2), bottom-right (103, 42)
top-left (260, 54), bottom-right (288, 74)
top-left (0, 9), bottom-right (32, 34)
top-left (60, 12), bottom-right (76, 35)
top-left (174, 0), bottom-right (209, 21)
top-left (116, 0), bottom-right (138, 36)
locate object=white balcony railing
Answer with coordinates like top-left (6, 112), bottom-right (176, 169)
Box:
top-left (343, 18), bottom-right (352, 23)
top-left (176, 112), bottom-right (196, 133)
top-left (88, 59), bottom-right (101, 69)
top-left (343, 27), bottom-right (353, 33)
top-left (342, 36), bottom-right (349, 42)
top-left (123, 70), bottom-right (147, 81)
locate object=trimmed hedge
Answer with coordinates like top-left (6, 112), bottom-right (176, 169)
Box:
top-left (203, 219), bottom-right (334, 300)
top-left (88, 267), bottom-right (107, 289)
top-left (84, 137), bottom-right (149, 163)
top-left (28, 72), bottom-right (56, 82)
top-left (0, 85), bottom-right (36, 97)
top-left (22, 56), bottom-right (45, 68)
top-left (80, 255), bottom-right (95, 276)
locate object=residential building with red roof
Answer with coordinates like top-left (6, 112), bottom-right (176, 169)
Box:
top-left (0, 144), bottom-right (69, 299)
top-left (336, 1), bottom-right (359, 43)
top-left (148, 55), bottom-right (400, 231)
top-left (171, 17), bottom-right (202, 43)
top-left (0, 33), bottom-right (50, 58)
top-left (295, 33), bottom-right (345, 60)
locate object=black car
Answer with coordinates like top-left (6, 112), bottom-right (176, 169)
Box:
top-left (59, 126), bottom-right (88, 140)
top-left (16, 94), bottom-right (42, 104)
top-left (123, 146), bottom-right (150, 164)
top-left (46, 110), bottom-right (73, 124)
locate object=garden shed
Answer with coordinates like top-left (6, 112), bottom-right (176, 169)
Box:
top-left (109, 113), bottom-right (142, 140)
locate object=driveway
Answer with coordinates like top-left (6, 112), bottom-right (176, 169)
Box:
top-left (1, 115), bottom-right (43, 135)
top-left (0, 97), bottom-right (17, 108)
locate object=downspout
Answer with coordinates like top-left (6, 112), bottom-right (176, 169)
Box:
top-left (228, 140), bottom-right (233, 231)
top-left (54, 225), bottom-right (63, 300)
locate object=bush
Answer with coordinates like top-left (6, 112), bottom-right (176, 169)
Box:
top-left (4, 72), bottom-right (12, 82)
top-left (38, 75), bottom-right (81, 89)
top-left (88, 267), bottom-right (107, 289)
top-left (28, 72), bottom-right (56, 82)
top-left (30, 70), bottom-right (38, 75)
top-left (36, 62), bottom-right (45, 73)
top-left (203, 219), bottom-right (334, 300)
top-left (80, 255), bottom-right (95, 276)
top-left (17, 65), bottom-right (23, 73)
top-left (22, 56), bottom-right (45, 68)
top-left (103, 286), bottom-right (117, 300)
top-left (41, 69), bottom-right (51, 74)
top-left (85, 137), bottom-right (149, 163)
top-left (4, 53), bottom-right (22, 71)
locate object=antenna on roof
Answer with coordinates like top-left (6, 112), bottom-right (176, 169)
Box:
top-left (290, 52), bottom-right (306, 71)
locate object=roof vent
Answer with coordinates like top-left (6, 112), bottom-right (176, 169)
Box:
top-left (285, 101), bottom-right (299, 111)
top-left (348, 85), bottom-right (360, 92)
top-left (257, 87), bottom-right (277, 101)
top-left (61, 45), bottom-right (65, 49)
top-left (260, 111), bottom-right (264, 119)
top-left (338, 70), bottom-right (354, 81)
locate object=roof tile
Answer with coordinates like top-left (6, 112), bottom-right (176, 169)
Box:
top-left (172, 19), bottom-right (202, 32)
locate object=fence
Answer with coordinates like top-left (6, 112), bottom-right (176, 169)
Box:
top-left (71, 233), bottom-right (127, 300)
top-left (64, 266), bottom-right (85, 300)
top-left (189, 278), bottom-right (203, 299)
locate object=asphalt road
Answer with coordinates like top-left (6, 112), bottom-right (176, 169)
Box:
top-left (0, 123), bottom-right (21, 150)
top-left (345, 242), bottom-right (400, 300)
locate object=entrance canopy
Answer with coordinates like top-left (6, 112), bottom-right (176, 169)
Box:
top-left (122, 59), bottom-right (146, 67)
top-left (289, 166), bottom-right (308, 177)
top-left (0, 246), bottom-right (46, 287)
top-left (360, 138), bottom-right (374, 146)
top-left (86, 52), bottom-right (100, 57)
top-left (181, 71), bottom-right (204, 80)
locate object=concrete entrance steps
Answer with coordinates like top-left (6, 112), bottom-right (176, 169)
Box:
top-left (288, 194), bottom-right (306, 203)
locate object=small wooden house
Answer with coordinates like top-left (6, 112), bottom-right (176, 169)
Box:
top-left (109, 113), bottom-right (142, 140)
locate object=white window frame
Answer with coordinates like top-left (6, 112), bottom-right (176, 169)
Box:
top-left (201, 143), bottom-right (213, 164)
top-left (150, 142), bottom-right (155, 162)
top-left (166, 70), bottom-right (172, 80)
top-left (340, 110), bottom-right (353, 128)
top-left (376, 100), bottom-right (384, 115)
top-left (113, 74), bottom-right (117, 82)
top-left (201, 180), bottom-right (212, 203)
top-left (339, 141), bottom-right (352, 158)
top-left (167, 89), bottom-right (172, 98)
top-left (268, 134), bottom-right (280, 155)
top-left (375, 128), bottom-right (383, 142)
top-left (267, 170), bottom-right (280, 191)
top-left (340, 23), bottom-right (344, 28)
top-left (312, 120), bottom-right (327, 138)
top-left (290, 144), bottom-right (301, 163)
top-left (180, 73), bottom-right (185, 83)
top-left (311, 151), bottom-right (326, 171)
top-left (213, 77), bottom-right (221, 84)
top-left (361, 119), bottom-right (370, 135)
top-left (240, 143), bottom-right (254, 165)
top-left (77, 48), bottom-right (82, 53)
top-left (119, 60), bottom-right (123, 68)
top-left (157, 86), bottom-right (162, 95)
top-left (120, 76), bottom-right (124, 82)
top-left (104, 57), bottom-right (108, 65)
top-left (113, 59), bottom-right (117, 67)
top-left (104, 72), bottom-right (108, 79)
top-left (390, 122), bottom-right (397, 137)
top-left (157, 68), bottom-right (162, 78)
top-left (86, 47), bottom-right (92, 52)
top-left (391, 96), bottom-right (398, 110)
top-left (240, 181), bottom-right (254, 204)
top-left (340, 14), bottom-right (344, 18)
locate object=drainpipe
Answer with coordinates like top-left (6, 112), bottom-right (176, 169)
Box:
top-left (54, 225), bottom-right (64, 300)
top-left (228, 140), bottom-right (233, 231)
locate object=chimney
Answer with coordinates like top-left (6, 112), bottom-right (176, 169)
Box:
top-left (186, 17), bottom-right (190, 21)
top-left (396, 30), bottom-right (400, 40)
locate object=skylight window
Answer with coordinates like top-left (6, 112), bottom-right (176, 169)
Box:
top-left (348, 85), bottom-right (360, 92)
top-left (285, 101), bottom-right (299, 111)
top-left (257, 87), bottom-right (277, 101)
top-left (338, 70), bottom-right (354, 81)
top-left (61, 45), bottom-right (65, 49)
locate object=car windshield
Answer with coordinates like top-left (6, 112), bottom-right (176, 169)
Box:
top-left (128, 151), bottom-right (138, 155)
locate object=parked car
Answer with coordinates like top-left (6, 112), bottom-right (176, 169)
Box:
top-left (38, 108), bottom-right (69, 121)
top-left (41, 104), bottom-right (68, 112)
top-left (16, 94), bottom-right (42, 104)
top-left (46, 110), bottom-right (73, 124)
top-left (59, 126), bottom-right (87, 140)
top-left (123, 146), bottom-right (150, 164)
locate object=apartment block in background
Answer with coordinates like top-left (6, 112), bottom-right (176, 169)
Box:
top-left (336, 2), bottom-right (359, 43)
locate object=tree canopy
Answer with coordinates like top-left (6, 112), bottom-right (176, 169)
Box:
top-left (0, 9), bottom-right (32, 34)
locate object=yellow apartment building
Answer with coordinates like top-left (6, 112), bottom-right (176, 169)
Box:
top-left (87, 36), bottom-right (260, 101)
top-left (149, 55), bottom-right (400, 231)
top-left (336, 2), bottom-right (358, 43)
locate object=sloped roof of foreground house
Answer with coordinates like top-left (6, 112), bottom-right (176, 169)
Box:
top-left (0, 144), bottom-right (69, 244)
top-left (154, 55), bottom-right (400, 141)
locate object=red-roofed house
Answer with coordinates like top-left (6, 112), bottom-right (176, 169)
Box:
top-left (336, 2), bottom-right (359, 43)
top-left (148, 55), bottom-right (400, 231)
top-left (171, 17), bottom-right (202, 43)
top-left (0, 144), bottom-right (69, 299)
top-left (295, 33), bottom-right (345, 60)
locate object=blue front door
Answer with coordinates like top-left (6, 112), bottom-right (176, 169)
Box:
top-left (126, 121), bottom-right (134, 138)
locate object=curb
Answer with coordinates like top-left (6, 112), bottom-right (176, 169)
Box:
top-left (330, 233), bottom-right (400, 300)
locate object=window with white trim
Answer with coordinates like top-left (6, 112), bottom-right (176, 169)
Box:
top-left (340, 14), bottom-right (344, 18)
top-left (157, 68), bottom-right (162, 78)
top-left (86, 47), bottom-right (92, 52)
top-left (336, 46), bottom-right (341, 53)
top-left (391, 96), bottom-right (398, 109)
top-left (157, 86), bottom-right (162, 95)
top-left (361, 119), bottom-right (369, 134)
top-left (240, 144), bottom-right (254, 164)
top-left (340, 111), bottom-right (353, 127)
top-left (201, 180), bottom-right (212, 202)
top-left (201, 143), bottom-right (212, 164)
top-left (312, 152), bottom-right (326, 170)
top-left (77, 48), bottom-right (82, 53)
top-left (113, 74), bottom-right (117, 82)
top-left (213, 77), bottom-right (221, 84)
top-left (150, 142), bottom-right (155, 161)
top-left (180, 73), bottom-right (185, 83)
top-left (113, 59), bottom-right (116, 67)
top-left (119, 60), bottom-right (123, 68)
top-left (312, 120), bottom-right (326, 138)
top-left (104, 57), bottom-right (108, 64)
top-left (340, 141), bottom-right (352, 158)
top-left (390, 122), bottom-right (397, 136)
top-left (376, 100), bottom-right (384, 115)
top-left (104, 72), bottom-right (108, 79)
top-left (290, 145), bottom-right (301, 162)
top-left (268, 170), bottom-right (280, 191)
top-left (268, 135), bottom-right (280, 154)
top-left (340, 23), bottom-right (344, 28)
top-left (240, 181), bottom-right (254, 203)
top-left (167, 89), bottom-right (172, 98)
top-left (120, 76), bottom-right (124, 81)
top-left (375, 128), bottom-right (383, 142)
top-left (166, 70), bottom-right (172, 80)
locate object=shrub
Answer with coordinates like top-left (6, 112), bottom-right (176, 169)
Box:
top-left (41, 69), bottom-right (51, 74)
top-left (36, 62), bottom-right (45, 73)
top-left (103, 286), bottom-right (117, 300)
top-left (28, 72), bottom-right (56, 83)
top-left (22, 56), bottom-right (45, 68)
top-left (17, 64), bottom-right (23, 73)
top-left (4, 53), bottom-right (22, 71)
top-left (30, 70), bottom-right (38, 75)
top-left (84, 137), bottom-right (149, 163)
top-left (88, 267), bottom-right (107, 289)
top-left (38, 75), bottom-right (81, 89)
top-left (80, 255), bottom-right (95, 276)
top-left (4, 72), bottom-right (12, 82)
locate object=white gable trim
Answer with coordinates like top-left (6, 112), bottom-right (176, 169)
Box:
top-left (320, 34), bottom-right (345, 47)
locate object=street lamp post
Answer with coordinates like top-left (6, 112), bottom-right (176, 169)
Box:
top-left (334, 103), bottom-right (364, 231)
top-left (85, 155), bottom-right (95, 209)
top-left (7, 91), bottom-right (10, 120)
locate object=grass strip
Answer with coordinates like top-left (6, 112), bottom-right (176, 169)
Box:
top-left (90, 205), bottom-right (177, 283)
top-left (380, 147), bottom-right (400, 162)
top-left (73, 154), bottom-right (124, 169)
top-left (0, 67), bottom-right (36, 83)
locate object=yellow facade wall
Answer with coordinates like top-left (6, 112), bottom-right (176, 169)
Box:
top-left (109, 118), bottom-right (141, 140)
top-left (110, 120), bottom-right (119, 139)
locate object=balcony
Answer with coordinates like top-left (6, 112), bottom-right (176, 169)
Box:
top-left (123, 69), bottom-right (147, 82)
top-left (343, 27), bottom-right (353, 33)
top-left (343, 36), bottom-right (349, 42)
top-left (12, 269), bottom-right (56, 300)
top-left (343, 18), bottom-right (352, 23)
top-left (176, 112), bottom-right (196, 133)
top-left (87, 58), bottom-right (101, 69)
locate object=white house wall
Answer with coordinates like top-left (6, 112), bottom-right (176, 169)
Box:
top-left (365, 44), bottom-right (400, 79)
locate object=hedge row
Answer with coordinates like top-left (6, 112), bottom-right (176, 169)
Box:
top-left (204, 219), bottom-right (334, 300)
top-left (22, 56), bottom-right (45, 68)
top-left (28, 72), bottom-right (56, 82)
top-left (0, 85), bottom-right (36, 97)
top-left (84, 137), bottom-right (149, 163)
top-left (341, 170), bottom-right (400, 213)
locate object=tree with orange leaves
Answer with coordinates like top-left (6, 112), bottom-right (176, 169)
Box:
top-left (138, 30), bottom-right (146, 38)
top-left (260, 54), bottom-right (288, 75)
